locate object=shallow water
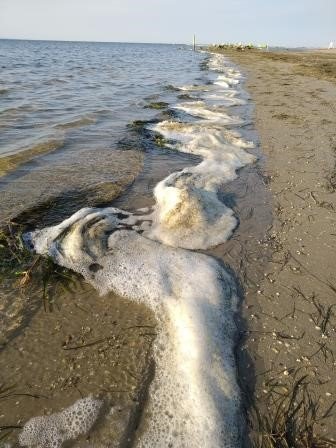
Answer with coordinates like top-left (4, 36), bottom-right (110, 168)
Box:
top-left (0, 40), bottom-right (205, 224)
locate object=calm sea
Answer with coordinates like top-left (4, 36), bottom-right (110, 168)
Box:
top-left (0, 40), bottom-right (205, 224)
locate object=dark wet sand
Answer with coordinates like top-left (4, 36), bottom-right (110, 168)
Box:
top-left (0, 279), bottom-right (156, 447)
top-left (211, 48), bottom-right (336, 444)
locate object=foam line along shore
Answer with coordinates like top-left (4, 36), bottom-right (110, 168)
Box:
top-left (21, 52), bottom-right (258, 447)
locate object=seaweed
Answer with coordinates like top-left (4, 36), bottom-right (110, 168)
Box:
top-left (246, 368), bottom-right (336, 447)
top-left (154, 134), bottom-right (167, 147)
top-left (144, 101), bottom-right (169, 110)
top-left (0, 221), bottom-right (78, 313)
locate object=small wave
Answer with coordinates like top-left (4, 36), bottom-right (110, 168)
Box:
top-left (0, 104), bottom-right (33, 116)
top-left (44, 78), bottom-right (67, 85)
top-left (55, 116), bottom-right (96, 129)
top-left (0, 138), bottom-right (64, 177)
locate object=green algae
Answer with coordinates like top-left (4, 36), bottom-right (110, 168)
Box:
top-left (144, 101), bottom-right (169, 110)
top-left (154, 134), bottom-right (167, 147)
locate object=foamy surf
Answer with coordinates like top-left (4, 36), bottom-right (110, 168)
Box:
top-left (173, 101), bottom-right (244, 124)
top-left (23, 52), bottom-right (254, 447)
top-left (26, 206), bottom-right (242, 447)
top-left (140, 55), bottom-right (255, 250)
top-left (141, 122), bottom-right (255, 249)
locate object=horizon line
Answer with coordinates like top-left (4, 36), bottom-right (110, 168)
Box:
top-left (0, 37), bottom-right (189, 45)
top-left (0, 37), bottom-right (319, 49)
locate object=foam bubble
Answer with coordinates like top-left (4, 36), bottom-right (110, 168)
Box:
top-left (173, 100), bottom-right (243, 124)
top-left (28, 207), bottom-right (242, 447)
top-left (19, 396), bottom-right (102, 448)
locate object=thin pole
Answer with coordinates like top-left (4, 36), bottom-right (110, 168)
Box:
top-left (193, 34), bottom-right (196, 51)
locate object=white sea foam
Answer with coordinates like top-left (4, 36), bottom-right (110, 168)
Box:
top-left (28, 207), bottom-right (242, 447)
top-left (142, 125), bottom-right (255, 248)
top-left (19, 396), bottom-right (102, 448)
top-left (179, 84), bottom-right (210, 92)
top-left (141, 55), bottom-right (255, 249)
top-left (203, 91), bottom-right (247, 107)
top-left (25, 53), bottom-right (252, 447)
top-left (173, 101), bottom-right (243, 124)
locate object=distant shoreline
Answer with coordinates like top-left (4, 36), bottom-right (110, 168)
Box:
top-left (1, 37), bottom-right (333, 50)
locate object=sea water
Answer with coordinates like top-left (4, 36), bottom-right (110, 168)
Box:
top-left (0, 40), bottom-right (205, 223)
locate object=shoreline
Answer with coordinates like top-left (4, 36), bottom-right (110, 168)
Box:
top-left (0, 50), bottom-right (255, 447)
top-left (210, 48), bottom-right (336, 444)
top-left (1, 45), bottom-right (335, 446)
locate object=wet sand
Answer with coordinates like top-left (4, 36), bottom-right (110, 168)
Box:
top-left (0, 278), bottom-right (156, 447)
top-left (211, 48), bottom-right (336, 444)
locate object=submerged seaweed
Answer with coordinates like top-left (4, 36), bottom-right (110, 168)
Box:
top-left (144, 101), bottom-right (169, 110)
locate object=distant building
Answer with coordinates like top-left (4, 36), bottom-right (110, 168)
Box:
top-left (328, 41), bottom-right (334, 49)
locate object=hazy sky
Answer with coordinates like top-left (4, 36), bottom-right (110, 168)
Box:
top-left (0, 0), bottom-right (335, 47)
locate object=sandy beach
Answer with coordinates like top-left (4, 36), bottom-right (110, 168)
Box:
top-left (210, 48), bottom-right (336, 445)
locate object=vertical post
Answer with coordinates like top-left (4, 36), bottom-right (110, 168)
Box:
top-left (193, 34), bottom-right (196, 51)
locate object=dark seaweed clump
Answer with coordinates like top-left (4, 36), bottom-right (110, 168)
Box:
top-left (144, 101), bottom-right (169, 110)
top-left (244, 367), bottom-right (336, 447)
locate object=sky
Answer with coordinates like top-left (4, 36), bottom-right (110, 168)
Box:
top-left (0, 0), bottom-right (335, 47)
